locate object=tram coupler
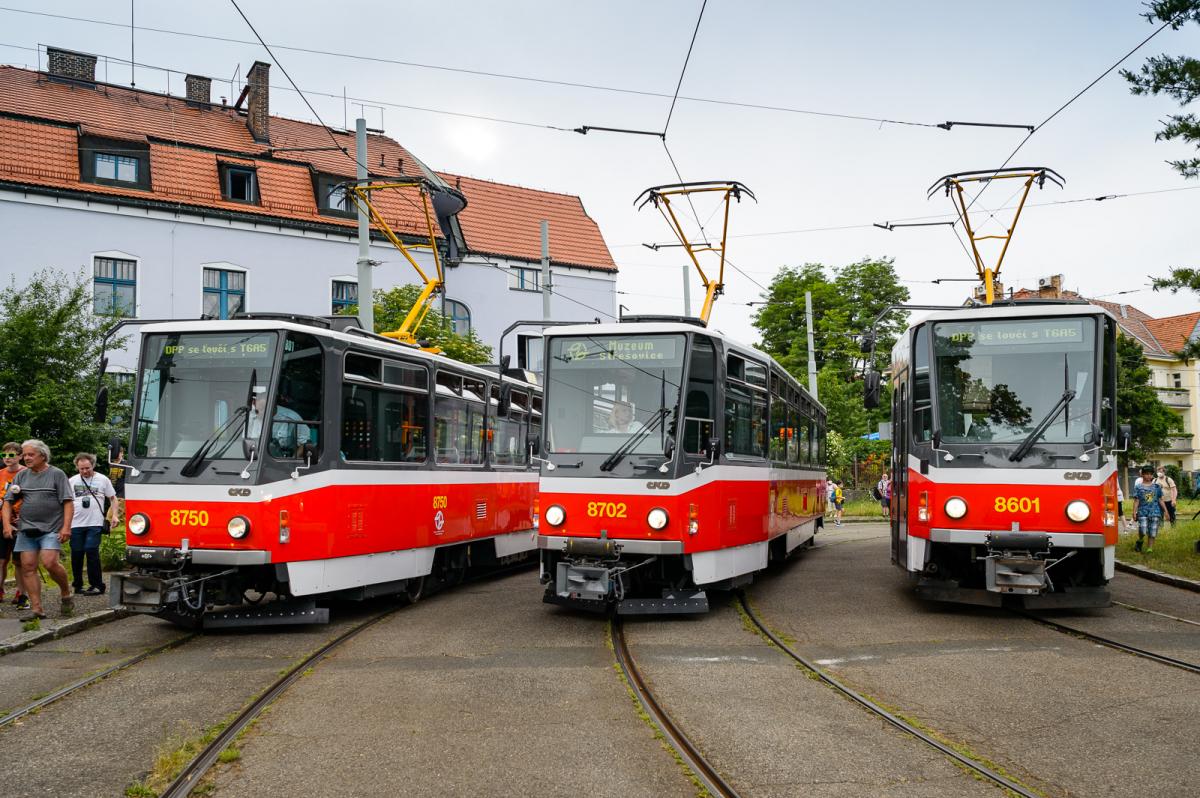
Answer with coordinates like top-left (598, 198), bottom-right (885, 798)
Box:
top-left (202, 598), bottom-right (329, 628)
top-left (617, 590), bottom-right (709, 615)
top-left (984, 532), bottom-right (1051, 596)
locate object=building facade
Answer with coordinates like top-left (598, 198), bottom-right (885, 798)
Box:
top-left (0, 49), bottom-right (617, 375)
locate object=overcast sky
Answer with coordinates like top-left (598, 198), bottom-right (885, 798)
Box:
top-left (3, 1), bottom-right (1197, 343)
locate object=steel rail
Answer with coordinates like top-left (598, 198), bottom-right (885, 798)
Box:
top-left (160, 607), bottom-right (399, 798)
top-left (611, 618), bottom-right (741, 798)
top-left (1019, 612), bottom-right (1200, 675)
top-left (738, 595), bottom-right (1040, 798)
top-left (1114, 601), bottom-right (1200, 628)
top-left (0, 631), bottom-right (198, 728)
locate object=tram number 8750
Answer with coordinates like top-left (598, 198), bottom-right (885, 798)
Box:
top-left (994, 497), bottom-right (1041, 513)
top-left (587, 502), bottom-right (627, 518)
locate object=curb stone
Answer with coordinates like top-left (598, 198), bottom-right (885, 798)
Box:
top-left (0, 607), bottom-right (130, 656)
top-left (1115, 559), bottom-right (1200, 594)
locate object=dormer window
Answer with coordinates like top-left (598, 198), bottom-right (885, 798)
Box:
top-left (220, 164), bottom-right (259, 204)
top-left (314, 173), bottom-right (354, 218)
top-left (79, 131), bottom-right (150, 190)
top-left (95, 153), bottom-right (138, 183)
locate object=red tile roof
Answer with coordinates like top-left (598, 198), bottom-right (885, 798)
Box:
top-left (1144, 312), bottom-right (1200, 354)
top-left (0, 64), bottom-right (616, 272)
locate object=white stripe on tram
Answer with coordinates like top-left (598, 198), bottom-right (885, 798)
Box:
top-left (906, 455), bottom-right (1115, 486)
top-left (542, 464), bottom-right (826, 497)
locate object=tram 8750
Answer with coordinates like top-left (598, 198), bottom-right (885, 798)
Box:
top-left (537, 317), bottom-right (827, 614)
top-left (881, 301), bottom-right (1125, 608)
top-left (110, 314), bottom-right (542, 627)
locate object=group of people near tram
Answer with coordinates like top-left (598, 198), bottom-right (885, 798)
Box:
top-left (1, 439), bottom-right (126, 621)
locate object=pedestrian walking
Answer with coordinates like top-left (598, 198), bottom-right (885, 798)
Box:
top-left (833, 480), bottom-right (845, 526)
top-left (69, 453), bottom-right (116, 596)
top-left (0, 441), bottom-right (25, 606)
top-left (1155, 467), bottom-right (1178, 527)
top-left (1132, 465), bottom-right (1167, 554)
top-left (1, 440), bottom-right (74, 620)
top-left (106, 444), bottom-right (127, 529)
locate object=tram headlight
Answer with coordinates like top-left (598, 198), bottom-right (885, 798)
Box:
top-left (944, 497), bottom-right (968, 520)
top-left (544, 505), bottom-right (566, 527)
top-left (127, 513), bottom-right (149, 536)
top-left (647, 508), bottom-right (669, 530)
top-left (1066, 500), bottom-right (1091, 523)
top-left (227, 515), bottom-right (250, 540)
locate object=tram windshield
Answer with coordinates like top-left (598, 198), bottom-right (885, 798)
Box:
top-left (134, 332), bottom-right (278, 460)
top-left (930, 317), bottom-right (1098, 445)
top-left (545, 334), bottom-right (686, 457)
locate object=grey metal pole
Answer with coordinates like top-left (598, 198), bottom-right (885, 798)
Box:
top-left (355, 118), bottom-right (373, 332)
top-left (541, 220), bottom-right (551, 320)
top-left (806, 290), bottom-right (818, 400)
top-left (682, 262), bottom-right (691, 316)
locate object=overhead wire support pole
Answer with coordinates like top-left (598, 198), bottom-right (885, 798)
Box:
top-left (355, 118), bottom-right (373, 333)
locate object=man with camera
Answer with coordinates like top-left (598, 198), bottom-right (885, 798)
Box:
top-left (68, 453), bottom-right (117, 597)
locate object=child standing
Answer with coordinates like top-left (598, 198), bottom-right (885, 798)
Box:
top-left (833, 480), bottom-right (845, 526)
top-left (1132, 465), bottom-right (1167, 553)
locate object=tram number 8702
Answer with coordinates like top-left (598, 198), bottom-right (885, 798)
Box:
top-left (587, 502), bottom-right (627, 518)
top-left (994, 497), bottom-right (1040, 513)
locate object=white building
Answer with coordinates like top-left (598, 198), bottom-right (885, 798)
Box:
top-left (0, 48), bottom-right (618, 375)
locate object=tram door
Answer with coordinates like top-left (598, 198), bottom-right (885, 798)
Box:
top-left (891, 373), bottom-right (909, 566)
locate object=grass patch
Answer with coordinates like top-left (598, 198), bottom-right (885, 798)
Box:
top-left (125, 715), bottom-right (235, 797)
top-left (1116, 511), bottom-right (1200, 580)
top-left (217, 747), bottom-right (241, 763)
top-left (21, 618), bottom-right (40, 632)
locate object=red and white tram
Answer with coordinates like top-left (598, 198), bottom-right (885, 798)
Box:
top-left (109, 314), bottom-right (542, 626)
top-left (536, 317), bottom-right (828, 614)
top-left (878, 300), bottom-right (1123, 607)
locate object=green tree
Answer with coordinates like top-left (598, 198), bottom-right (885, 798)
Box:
top-left (0, 269), bottom-right (127, 467)
top-left (1122, 0), bottom-right (1200, 178)
top-left (344, 284), bottom-right (493, 364)
top-left (1117, 333), bottom-right (1182, 465)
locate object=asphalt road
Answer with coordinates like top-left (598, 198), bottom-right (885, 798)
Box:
top-left (211, 569), bottom-right (695, 798)
top-left (752, 523), bottom-right (1200, 798)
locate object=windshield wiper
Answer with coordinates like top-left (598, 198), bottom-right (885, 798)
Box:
top-left (599, 407), bottom-right (669, 472)
top-left (1009, 389), bottom-right (1076, 462)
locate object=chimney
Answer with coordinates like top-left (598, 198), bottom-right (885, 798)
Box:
top-left (185, 74), bottom-right (211, 107)
top-left (46, 46), bottom-right (97, 84)
top-left (246, 60), bottom-right (270, 143)
top-left (1120, 305), bottom-right (1129, 319)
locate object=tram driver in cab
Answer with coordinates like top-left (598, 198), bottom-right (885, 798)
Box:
top-left (603, 400), bottom-right (644, 434)
top-left (248, 388), bottom-right (309, 457)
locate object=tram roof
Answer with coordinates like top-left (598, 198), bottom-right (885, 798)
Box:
top-left (908, 301), bottom-right (1113, 328)
top-left (137, 319), bottom-right (540, 388)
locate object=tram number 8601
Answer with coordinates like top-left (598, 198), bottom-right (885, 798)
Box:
top-left (994, 497), bottom-right (1040, 513)
top-left (587, 501), bottom-right (627, 518)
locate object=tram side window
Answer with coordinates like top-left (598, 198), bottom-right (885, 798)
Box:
top-left (724, 354), bottom-right (767, 458)
top-left (684, 337), bottom-right (716, 455)
top-left (492, 386), bottom-right (528, 466)
top-left (269, 332), bottom-right (323, 458)
top-left (769, 374), bottom-right (787, 464)
top-left (434, 371), bottom-right (484, 465)
top-left (912, 325), bottom-right (933, 442)
top-left (340, 383), bottom-right (427, 463)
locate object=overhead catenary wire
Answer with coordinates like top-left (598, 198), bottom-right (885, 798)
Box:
top-left (0, 5), bottom-right (969, 132)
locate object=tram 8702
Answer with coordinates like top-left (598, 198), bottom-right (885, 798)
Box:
top-left (110, 314), bottom-right (542, 627)
top-left (537, 317), bottom-right (827, 614)
top-left (882, 301), bottom-right (1124, 607)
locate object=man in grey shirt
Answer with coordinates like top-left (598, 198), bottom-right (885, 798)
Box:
top-left (1, 439), bottom-right (74, 619)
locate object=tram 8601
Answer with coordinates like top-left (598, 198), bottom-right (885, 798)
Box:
top-left (109, 314), bottom-right (542, 627)
top-left (537, 317), bottom-right (827, 614)
top-left (882, 301), bottom-right (1124, 607)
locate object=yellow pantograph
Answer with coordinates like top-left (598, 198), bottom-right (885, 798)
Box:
top-left (635, 181), bottom-right (756, 324)
top-left (928, 167), bottom-right (1064, 305)
top-left (345, 179), bottom-right (449, 351)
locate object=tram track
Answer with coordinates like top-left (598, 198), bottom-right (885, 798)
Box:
top-left (1018, 610), bottom-right (1200, 676)
top-left (611, 617), bottom-right (742, 798)
top-left (0, 630), bottom-right (197, 728)
top-left (737, 594), bottom-right (1041, 798)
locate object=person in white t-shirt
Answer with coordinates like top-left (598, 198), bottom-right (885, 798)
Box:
top-left (68, 453), bottom-right (116, 596)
